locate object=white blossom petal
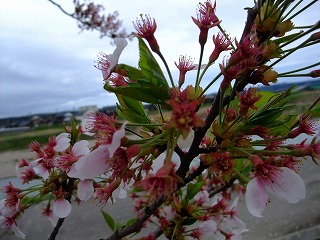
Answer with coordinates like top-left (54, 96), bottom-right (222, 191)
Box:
top-left (77, 180), bottom-right (94, 201)
top-left (33, 165), bottom-right (49, 180)
top-left (47, 211), bottom-right (59, 227)
top-left (199, 220), bottom-right (217, 235)
top-left (245, 177), bottom-right (268, 217)
top-left (107, 122), bottom-right (127, 157)
top-left (118, 188), bottom-right (127, 199)
top-left (276, 167), bottom-right (306, 203)
top-left (54, 133), bottom-right (70, 152)
top-left (72, 140), bottom-right (90, 156)
top-left (102, 38), bottom-right (128, 79)
top-left (0, 199), bottom-right (15, 217)
top-left (53, 199), bottom-right (71, 218)
top-left (81, 115), bottom-right (95, 136)
top-left (71, 145), bottom-right (111, 180)
top-left (11, 224), bottom-right (26, 239)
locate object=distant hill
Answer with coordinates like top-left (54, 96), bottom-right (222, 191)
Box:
top-left (1, 78), bottom-right (319, 126)
top-left (258, 78), bottom-right (320, 92)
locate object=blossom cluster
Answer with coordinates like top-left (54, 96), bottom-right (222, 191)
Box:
top-left (1, 0), bottom-right (320, 239)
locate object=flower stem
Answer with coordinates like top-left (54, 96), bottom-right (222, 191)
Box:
top-left (195, 44), bottom-right (205, 92)
top-left (286, 0), bottom-right (319, 21)
top-left (199, 72), bottom-right (222, 97)
top-left (278, 61), bottom-right (320, 76)
top-left (157, 51), bottom-right (176, 90)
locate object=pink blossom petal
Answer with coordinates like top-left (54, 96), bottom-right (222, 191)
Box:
top-left (54, 133), bottom-right (70, 152)
top-left (0, 217), bottom-right (26, 239)
top-left (71, 145), bottom-right (111, 180)
top-left (67, 164), bottom-right (78, 178)
top-left (199, 220), bottom-right (217, 235)
top-left (29, 158), bottom-right (42, 168)
top-left (81, 114), bottom-right (95, 136)
top-left (0, 199), bottom-right (15, 217)
top-left (107, 122), bottom-right (127, 157)
top-left (33, 165), bottom-right (49, 180)
top-left (53, 199), bottom-right (71, 218)
top-left (118, 188), bottom-right (127, 199)
top-left (77, 180), bottom-right (94, 201)
top-left (273, 167), bottom-right (306, 203)
top-left (47, 211), bottom-right (59, 227)
top-left (102, 38), bottom-right (128, 79)
top-left (107, 39), bottom-right (128, 72)
top-left (11, 224), bottom-right (26, 239)
top-left (72, 140), bottom-right (90, 156)
top-left (245, 177), bottom-right (268, 217)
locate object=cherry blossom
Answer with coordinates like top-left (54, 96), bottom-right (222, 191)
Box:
top-left (42, 206), bottom-right (59, 227)
top-left (54, 133), bottom-right (71, 152)
top-left (53, 198), bottom-right (72, 219)
top-left (77, 179), bottom-right (94, 201)
top-left (136, 161), bottom-right (180, 198)
top-left (133, 14), bottom-right (159, 53)
top-left (209, 32), bottom-right (232, 63)
top-left (55, 140), bottom-right (90, 172)
top-left (0, 216), bottom-right (26, 239)
top-left (68, 122), bottom-right (126, 180)
top-left (288, 115), bottom-right (318, 138)
top-left (96, 38), bottom-right (128, 80)
top-left (175, 55), bottom-right (196, 88)
top-left (192, 0), bottom-right (221, 45)
top-left (245, 155), bottom-right (306, 217)
top-left (237, 87), bottom-right (262, 116)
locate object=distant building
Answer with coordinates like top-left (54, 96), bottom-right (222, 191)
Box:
top-left (75, 105), bottom-right (99, 121)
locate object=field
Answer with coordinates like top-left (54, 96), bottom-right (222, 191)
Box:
top-left (0, 89), bottom-right (319, 153)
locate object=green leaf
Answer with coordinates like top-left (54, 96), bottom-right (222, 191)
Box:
top-left (103, 37), bottom-right (171, 105)
top-left (241, 164), bottom-right (252, 177)
top-left (234, 158), bottom-right (244, 172)
top-left (246, 108), bottom-right (284, 126)
top-left (105, 82), bottom-right (170, 104)
top-left (180, 217), bottom-right (198, 226)
top-left (125, 218), bottom-right (137, 227)
top-left (137, 37), bottom-right (168, 89)
top-left (308, 106), bottom-right (320, 117)
top-left (115, 94), bottom-right (151, 124)
top-left (101, 210), bottom-right (115, 231)
top-left (21, 194), bottom-right (51, 205)
top-left (185, 181), bottom-right (204, 202)
top-left (116, 64), bottom-right (149, 82)
top-left (118, 94), bottom-right (148, 117)
top-left (273, 31), bottom-right (303, 44)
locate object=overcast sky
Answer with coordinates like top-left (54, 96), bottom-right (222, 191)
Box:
top-left (0, 0), bottom-right (319, 119)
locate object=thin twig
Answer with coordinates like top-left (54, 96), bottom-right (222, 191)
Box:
top-left (48, 218), bottom-right (65, 240)
top-left (102, 2), bottom-right (258, 238)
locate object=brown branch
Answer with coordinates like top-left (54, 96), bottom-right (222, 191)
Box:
top-left (48, 218), bottom-right (65, 240)
top-left (47, 0), bottom-right (77, 20)
top-left (208, 178), bottom-right (236, 198)
top-left (102, 195), bottom-right (166, 240)
top-left (48, 178), bottom-right (74, 240)
top-left (102, 2), bottom-right (260, 238)
top-left (47, 0), bottom-right (128, 39)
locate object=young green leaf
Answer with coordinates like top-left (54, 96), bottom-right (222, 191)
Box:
top-left (137, 37), bottom-right (168, 89)
top-left (185, 181), bottom-right (204, 202)
top-left (101, 209), bottom-right (116, 231)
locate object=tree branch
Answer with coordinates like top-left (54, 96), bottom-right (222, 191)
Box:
top-left (48, 218), bottom-right (65, 240)
top-left (102, 2), bottom-right (260, 238)
top-left (47, 0), bottom-right (77, 20)
top-left (48, 178), bottom-right (74, 240)
top-left (47, 0), bottom-right (128, 39)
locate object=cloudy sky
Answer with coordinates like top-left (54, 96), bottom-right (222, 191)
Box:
top-left (0, 0), bottom-right (319, 118)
